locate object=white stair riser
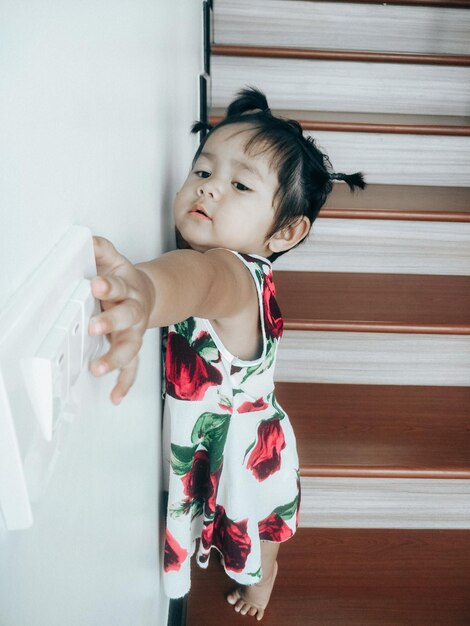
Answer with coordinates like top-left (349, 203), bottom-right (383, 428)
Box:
top-left (299, 477), bottom-right (470, 529)
top-left (276, 332), bottom-right (470, 386)
top-left (215, 0), bottom-right (470, 55)
top-left (212, 56), bottom-right (470, 117)
top-left (308, 131), bottom-right (470, 187)
top-left (274, 218), bottom-right (470, 275)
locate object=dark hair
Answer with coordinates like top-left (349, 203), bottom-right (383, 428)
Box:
top-left (190, 87), bottom-right (366, 261)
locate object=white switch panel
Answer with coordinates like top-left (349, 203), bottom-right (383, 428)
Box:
top-left (0, 226), bottom-right (101, 530)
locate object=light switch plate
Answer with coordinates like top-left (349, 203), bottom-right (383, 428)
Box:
top-left (0, 226), bottom-right (99, 530)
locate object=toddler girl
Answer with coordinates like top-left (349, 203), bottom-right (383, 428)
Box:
top-left (89, 87), bottom-right (365, 620)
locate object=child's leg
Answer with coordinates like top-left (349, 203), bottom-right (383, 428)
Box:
top-left (226, 541), bottom-right (280, 621)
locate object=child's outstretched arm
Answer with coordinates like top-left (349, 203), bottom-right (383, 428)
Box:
top-left (89, 236), bottom-right (256, 404)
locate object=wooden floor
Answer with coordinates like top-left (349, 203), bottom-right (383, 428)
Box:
top-left (186, 528), bottom-right (470, 626)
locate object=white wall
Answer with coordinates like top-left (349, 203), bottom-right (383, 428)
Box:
top-left (0, 1), bottom-right (203, 624)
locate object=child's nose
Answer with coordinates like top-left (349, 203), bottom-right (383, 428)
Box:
top-left (197, 177), bottom-right (222, 200)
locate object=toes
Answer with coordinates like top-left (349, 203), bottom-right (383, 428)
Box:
top-left (256, 608), bottom-right (265, 621)
top-left (227, 588), bottom-right (241, 606)
top-left (240, 603), bottom-right (251, 615)
top-left (235, 599), bottom-right (245, 613)
top-left (249, 607), bottom-right (258, 617)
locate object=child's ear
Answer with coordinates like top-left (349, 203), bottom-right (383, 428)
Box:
top-left (267, 216), bottom-right (311, 254)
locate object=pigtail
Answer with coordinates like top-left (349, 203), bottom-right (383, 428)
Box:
top-left (191, 120), bottom-right (213, 135)
top-left (226, 86), bottom-right (272, 118)
top-left (330, 171), bottom-right (367, 192)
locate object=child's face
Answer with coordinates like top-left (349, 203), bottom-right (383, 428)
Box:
top-left (174, 123), bottom-right (279, 257)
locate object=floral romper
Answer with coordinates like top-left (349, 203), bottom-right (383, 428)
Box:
top-left (162, 250), bottom-right (300, 599)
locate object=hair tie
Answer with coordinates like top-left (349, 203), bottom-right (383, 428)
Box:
top-left (329, 171), bottom-right (367, 191)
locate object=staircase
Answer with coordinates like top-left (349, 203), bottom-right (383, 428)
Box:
top-left (184, 1), bottom-right (470, 623)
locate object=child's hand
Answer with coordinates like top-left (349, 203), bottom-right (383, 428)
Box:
top-left (89, 236), bottom-right (155, 405)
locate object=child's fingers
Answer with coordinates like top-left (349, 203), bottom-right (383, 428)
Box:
top-left (90, 329), bottom-right (142, 377)
top-left (110, 356), bottom-right (139, 405)
top-left (89, 298), bottom-right (144, 336)
top-left (91, 275), bottom-right (136, 304)
top-left (93, 236), bottom-right (126, 274)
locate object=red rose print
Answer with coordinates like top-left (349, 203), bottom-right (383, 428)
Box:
top-left (218, 402), bottom-right (233, 413)
top-left (179, 450), bottom-right (223, 516)
top-left (262, 272), bottom-right (283, 339)
top-left (205, 464), bottom-right (223, 516)
top-left (201, 505), bottom-right (251, 572)
top-left (258, 512), bottom-right (293, 542)
top-left (163, 529), bottom-right (188, 572)
top-left (238, 397), bottom-right (268, 413)
top-left (165, 332), bottom-right (222, 400)
top-left (181, 450), bottom-right (212, 500)
top-left (246, 419), bottom-right (286, 481)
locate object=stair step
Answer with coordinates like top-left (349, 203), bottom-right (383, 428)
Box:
top-left (324, 183), bottom-right (470, 220)
top-left (275, 272), bottom-right (470, 329)
top-left (214, 0), bottom-right (470, 54)
top-left (211, 56), bottom-right (470, 117)
top-left (276, 382), bottom-right (470, 478)
top-left (299, 476), bottom-right (470, 528)
top-left (187, 528), bottom-right (470, 626)
top-left (276, 330), bottom-right (470, 385)
top-left (210, 110), bottom-right (470, 135)
top-left (209, 109), bottom-right (470, 186)
top-left (212, 44), bottom-right (470, 66)
top-left (297, 129), bottom-right (469, 186)
top-left (273, 218), bottom-right (470, 274)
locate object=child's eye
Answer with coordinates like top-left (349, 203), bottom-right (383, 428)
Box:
top-left (233, 182), bottom-right (251, 192)
top-left (195, 170), bottom-right (211, 178)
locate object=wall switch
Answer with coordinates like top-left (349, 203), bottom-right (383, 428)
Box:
top-left (56, 299), bottom-right (83, 387)
top-left (0, 226), bottom-right (98, 530)
top-left (69, 279), bottom-right (101, 371)
top-left (0, 371), bottom-right (33, 530)
top-left (21, 326), bottom-right (69, 442)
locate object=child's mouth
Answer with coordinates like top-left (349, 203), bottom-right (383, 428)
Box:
top-left (190, 205), bottom-right (211, 220)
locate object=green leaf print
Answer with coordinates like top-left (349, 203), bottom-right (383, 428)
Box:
top-left (247, 567), bottom-right (262, 579)
top-left (193, 332), bottom-right (220, 362)
top-left (243, 439), bottom-right (256, 461)
top-left (240, 337), bottom-right (276, 384)
top-left (170, 443), bottom-right (198, 476)
top-left (174, 317), bottom-right (196, 343)
top-left (267, 390), bottom-right (286, 421)
top-left (191, 412), bottom-right (231, 473)
top-left (253, 266), bottom-right (264, 289)
top-left (169, 499), bottom-right (192, 518)
top-left (190, 498), bottom-right (204, 521)
top-left (199, 344), bottom-right (219, 363)
top-left (218, 394), bottom-right (233, 409)
top-left (273, 495), bottom-right (299, 521)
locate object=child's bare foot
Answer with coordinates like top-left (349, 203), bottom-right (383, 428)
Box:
top-left (226, 561), bottom-right (278, 621)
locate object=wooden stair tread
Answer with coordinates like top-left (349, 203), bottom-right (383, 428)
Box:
top-left (211, 44), bottom-right (470, 66)
top-left (209, 109), bottom-right (470, 135)
top-left (325, 183), bottom-right (470, 215)
top-left (275, 272), bottom-right (470, 331)
top-left (187, 528), bottom-right (470, 626)
top-left (276, 383), bottom-right (470, 478)
top-left (211, 107), bottom-right (470, 127)
top-left (316, 0), bottom-right (470, 6)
